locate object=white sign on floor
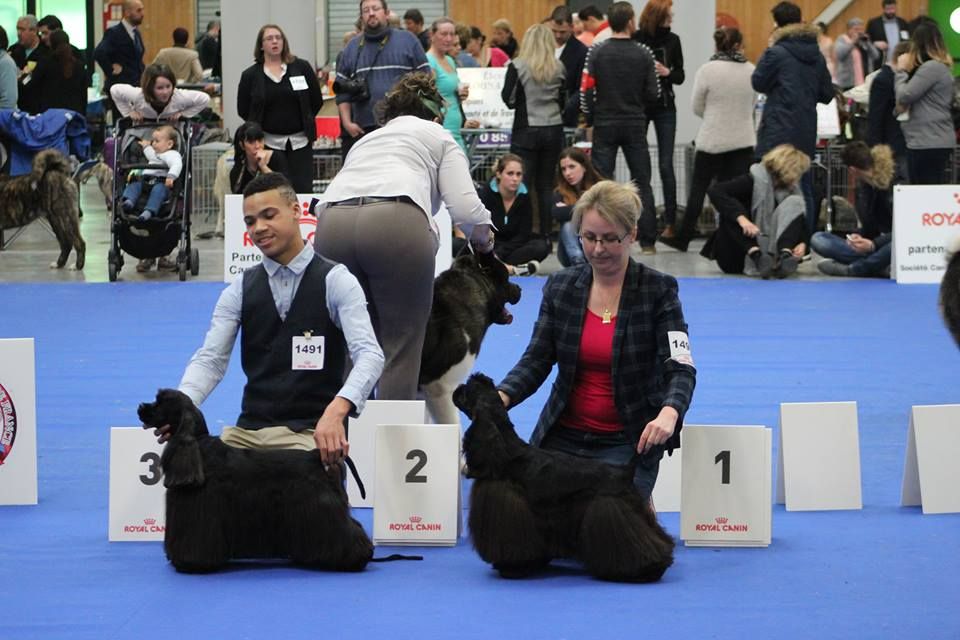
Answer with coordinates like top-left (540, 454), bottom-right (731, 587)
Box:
top-left (373, 422), bottom-right (460, 546)
top-left (346, 400), bottom-right (427, 508)
top-left (223, 195), bottom-right (452, 283)
top-left (651, 448), bottom-right (681, 513)
top-left (108, 427), bottom-right (166, 541)
top-left (892, 186), bottom-right (960, 284)
top-left (680, 425), bottom-right (772, 547)
top-left (901, 404), bottom-right (960, 514)
top-left (0, 338), bottom-right (38, 505)
top-left (777, 402), bottom-right (862, 511)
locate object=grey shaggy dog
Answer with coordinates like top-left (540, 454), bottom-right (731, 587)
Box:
top-left (0, 149), bottom-right (85, 269)
top-left (941, 236), bottom-right (960, 348)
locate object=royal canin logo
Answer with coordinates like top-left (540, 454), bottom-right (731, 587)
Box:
top-left (715, 517), bottom-right (728, 524)
top-left (387, 515), bottom-right (442, 532)
top-left (694, 516), bottom-right (749, 533)
top-left (0, 382), bottom-right (17, 466)
top-left (409, 515), bottom-right (422, 523)
top-left (921, 195), bottom-right (960, 226)
top-left (122, 517), bottom-right (165, 534)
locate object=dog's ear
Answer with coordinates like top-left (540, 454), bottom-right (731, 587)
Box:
top-left (160, 406), bottom-right (205, 488)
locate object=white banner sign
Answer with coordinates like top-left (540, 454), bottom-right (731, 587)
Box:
top-left (0, 338), bottom-right (38, 505)
top-left (893, 185), bottom-right (960, 284)
top-left (108, 427), bottom-right (166, 541)
top-left (224, 195), bottom-right (452, 283)
top-left (458, 67), bottom-right (513, 129)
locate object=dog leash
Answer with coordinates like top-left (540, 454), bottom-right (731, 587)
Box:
top-left (342, 457), bottom-right (423, 562)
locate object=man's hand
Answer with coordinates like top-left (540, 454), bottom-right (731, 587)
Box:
top-left (342, 121), bottom-right (364, 138)
top-left (737, 215), bottom-right (760, 238)
top-left (875, 40), bottom-right (889, 51)
top-left (637, 406), bottom-right (679, 455)
top-left (313, 397), bottom-right (353, 465)
top-left (846, 233), bottom-right (874, 254)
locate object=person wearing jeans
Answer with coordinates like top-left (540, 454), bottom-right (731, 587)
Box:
top-left (812, 232), bottom-right (891, 277)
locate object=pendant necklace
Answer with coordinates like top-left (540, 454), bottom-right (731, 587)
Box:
top-left (598, 289), bottom-right (619, 325)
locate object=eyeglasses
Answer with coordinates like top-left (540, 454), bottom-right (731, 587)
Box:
top-left (579, 231), bottom-right (630, 246)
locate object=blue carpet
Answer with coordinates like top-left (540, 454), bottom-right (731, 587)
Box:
top-left (1, 278), bottom-right (958, 639)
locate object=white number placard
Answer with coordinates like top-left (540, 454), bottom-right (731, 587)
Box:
top-left (777, 402), bottom-right (862, 511)
top-left (901, 404), bottom-right (960, 514)
top-left (224, 196), bottom-right (452, 283)
top-left (680, 425), bottom-right (772, 547)
top-left (0, 338), bottom-right (38, 505)
top-left (892, 186), bottom-right (960, 284)
top-left (346, 400), bottom-right (426, 507)
top-left (108, 427), bottom-right (166, 541)
top-left (373, 423), bottom-right (460, 546)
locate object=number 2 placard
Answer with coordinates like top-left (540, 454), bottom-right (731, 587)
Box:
top-left (680, 424), bottom-right (772, 547)
top-left (108, 427), bottom-right (166, 541)
top-left (373, 423), bottom-right (460, 546)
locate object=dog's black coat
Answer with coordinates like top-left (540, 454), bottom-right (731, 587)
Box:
top-left (0, 149), bottom-right (85, 269)
top-left (941, 239), bottom-right (960, 348)
top-left (454, 374), bottom-right (675, 582)
top-left (419, 251), bottom-right (521, 423)
top-left (138, 389), bottom-right (373, 573)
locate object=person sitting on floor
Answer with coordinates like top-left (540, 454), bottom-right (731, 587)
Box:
top-left (121, 124), bottom-right (181, 223)
top-left (478, 153), bottom-right (551, 275)
top-left (551, 147), bottom-right (604, 267)
top-left (700, 144), bottom-right (809, 278)
top-left (812, 142), bottom-right (895, 278)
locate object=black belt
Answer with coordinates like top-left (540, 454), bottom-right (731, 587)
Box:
top-left (329, 195), bottom-right (415, 207)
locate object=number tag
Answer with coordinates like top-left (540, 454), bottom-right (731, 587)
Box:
top-left (667, 330), bottom-right (694, 366)
top-left (289, 75), bottom-right (308, 91)
top-left (292, 335), bottom-right (324, 370)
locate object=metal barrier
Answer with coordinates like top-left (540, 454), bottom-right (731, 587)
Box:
top-left (190, 142), bottom-right (230, 227)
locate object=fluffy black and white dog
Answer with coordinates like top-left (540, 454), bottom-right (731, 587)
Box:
top-left (138, 389), bottom-right (374, 574)
top-left (0, 149), bottom-right (85, 269)
top-left (419, 251), bottom-right (521, 424)
top-left (942, 236), bottom-right (960, 348)
top-left (453, 373), bottom-right (675, 582)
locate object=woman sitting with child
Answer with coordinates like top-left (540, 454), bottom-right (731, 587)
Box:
top-left (479, 154), bottom-right (551, 275)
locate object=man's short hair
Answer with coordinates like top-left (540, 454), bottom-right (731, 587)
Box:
top-left (608, 2), bottom-right (635, 33)
top-left (578, 5), bottom-right (604, 22)
top-left (847, 17), bottom-right (864, 29)
top-left (242, 172), bottom-right (298, 205)
top-left (403, 8), bottom-right (424, 25)
top-left (359, 0), bottom-right (388, 14)
top-left (882, 0), bottom-right (896, 7)
top-left (172, 27), bottom-right (189, 46)
top-left (38, 15), bottom-right (62, 31)
top-left (18, 15), bottom-right (38, 30)
top-left (771, 2), bottom-right (802, 28)
top-left (550, 6), bottom-right (573, 26)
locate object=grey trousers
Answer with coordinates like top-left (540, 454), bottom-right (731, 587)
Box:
top-left (314, 200), bottom-right (436, 400)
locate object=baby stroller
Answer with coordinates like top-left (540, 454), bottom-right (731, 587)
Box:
top-left (107, 117), bottom-right (198, 281)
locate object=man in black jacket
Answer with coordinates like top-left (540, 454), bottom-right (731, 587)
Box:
top-left (8, 15), bottom-right (49, 113)
top-left (549, 6), bottom-right (587, 127)
top-left (867, 42), bottom-right (909, 182)
top-left (752, 1), bottom-right (833, 235)
top-left (94, 0), bottom-right (145, 96)
top-left (866, 1), bottom-right (910, 65)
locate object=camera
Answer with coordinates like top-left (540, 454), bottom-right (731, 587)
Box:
top-left (333, 76), bottom-right (370, 102)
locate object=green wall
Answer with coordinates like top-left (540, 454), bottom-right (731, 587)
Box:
top-left (928, 0), bottom-right (960, 76)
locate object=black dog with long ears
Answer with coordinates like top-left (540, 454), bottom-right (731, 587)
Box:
top-left (138, 389), bottom-right (373, 573)
top-left (419, 251), bottom-right (521, 424)
top-left (454, 373), bottom-right (675, 582)
top-left (941, 237), bottom-right (960, 349)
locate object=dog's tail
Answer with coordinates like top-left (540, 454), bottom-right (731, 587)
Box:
top-left (579, 494), bottom-right (675, 583)
top-left (30, 149), bottom-right (73, 187)
top-left (941, 235), bottom-right (960, 349)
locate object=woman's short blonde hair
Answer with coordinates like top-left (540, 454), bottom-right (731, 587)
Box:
top-left (572, 180), bottom-right (640, 234)
top-left (761, 144), bottom-right (810, 189)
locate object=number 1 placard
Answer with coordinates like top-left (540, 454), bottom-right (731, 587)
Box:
top-left (108, 427), bottom-right (166, 541)
top-left (373, 423), bottom-right (460, 546)
top-left (680, 425), bottom-right (772, 547)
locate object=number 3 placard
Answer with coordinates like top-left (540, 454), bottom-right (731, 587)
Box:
top-left (373, 423), bottom-right (460, 546)
top-left (108, 427), bottom-right (166, 541)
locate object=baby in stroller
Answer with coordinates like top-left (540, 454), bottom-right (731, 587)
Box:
top-left (120, 124), bottom-right (182, 222)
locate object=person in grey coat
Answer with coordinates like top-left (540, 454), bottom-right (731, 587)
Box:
top-left (894, 22), bottom-right (955, 185)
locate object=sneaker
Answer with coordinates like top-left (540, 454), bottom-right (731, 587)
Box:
top-left (749, 250), bottom-right (774, 279)
top-left (775, 250), bottom-right (799, 279)
top-left (195, 230), bottom-right (215, 240)
top-left (513, 260), bottom-right (539, 276)
top-left (157, 256), bottom-right (178, 271)
top-left (641, 245), bottom-right (657, 255)
top-left (817, 259), bottom-right (851, 277)
top-left (121, 199), bottom-right (134, 212)
top-left (136, 258), bottom-right (155, 273)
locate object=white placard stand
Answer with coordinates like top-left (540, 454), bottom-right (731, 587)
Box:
top-left (346, 400), bottom-right (427, 508)
top-left (373, 423), bottom-right (460, 546)
top-left (892, 187), bottom-right (960, 284)
top-left (776, 402), bottom-right (862, 511)
top-left (0, 338), bottom-right (38, 505)
top-left (108, 427), bottom-right (166, 541)
top-left (901, 404), bottom-right (960, 514)
top-left (680, 425), bottom-right (772, 547)
top-left (651, 449), bottom-right (681, 513)
top-left (223, 195), bottom-right (452, 283)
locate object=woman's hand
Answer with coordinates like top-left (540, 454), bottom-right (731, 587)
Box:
top-left (469, 224), bottom-right (495, 254)
top-left (654, 61), bottom-right (670, 78)
top-left (846, 233), bottom-right (874, 254)
top-left (256, 149), bottom-right (272, 172)
top-left (464, 119), bottom-right (481, 129)
top-left (497, 390), bottom-right (511, 408)
top-left (637, 406), bottom-right (679, 454)
top-left (737, 215), bottom-right (759, 238)
top-left (129, 110), bottom-right (144, 124)
top-left (162, 111), bottom-right (182, 121)
top-left (791, 242), bottom-right (806, 258)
